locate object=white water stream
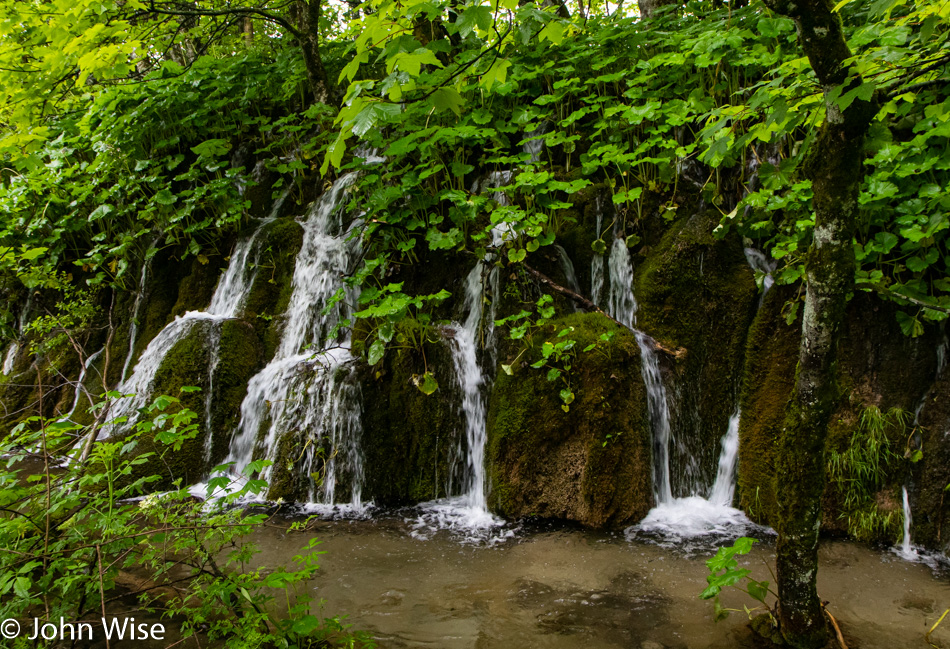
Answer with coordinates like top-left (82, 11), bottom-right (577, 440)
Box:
top-left (2, 293), bottom-right (33, 376)
top-left (220, 173), bottom-right (366, 512)
top-left (106, 224), bottom-right (266, 437)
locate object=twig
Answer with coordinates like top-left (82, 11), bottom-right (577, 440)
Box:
top-left (822, 602), bottom-right (849, 649)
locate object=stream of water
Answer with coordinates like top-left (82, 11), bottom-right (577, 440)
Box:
top-left (221, 173), bottom-right (365, 510)
top-left (246, 517), bottom-right (950, 649)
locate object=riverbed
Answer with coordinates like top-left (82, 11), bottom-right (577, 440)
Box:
top-left (251, 514), bottom-right (950, 649)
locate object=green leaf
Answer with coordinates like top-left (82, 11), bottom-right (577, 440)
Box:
top-left (191, 139), bottom-right (231, 158)
top-left (508, 248), bottom-right (527, 263)
top-left (591, 239), bottom-right (607, 255)
top-left (430, 87), bottom-right (465, 116)
top-left (414, 371), bottom-right (439, 395)
top-left (747, 580), bottom-right (769, 603)
top-left (538, 21), bottom-right (565, 45)
top-left (481, 59), bottom-right (511, 89)
top-left (154, 188), bottom-right (177, 206)
top-left (368, 339), bottom-right (385, 366)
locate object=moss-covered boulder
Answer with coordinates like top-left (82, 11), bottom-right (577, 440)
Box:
top-left (358, 325), bottom-right (462, 505)
top-left (486, 312), bottom-right (652, 528)
top-left (115, 317), bottom-right (262, 489)
top-left (633, 211), bottom-right (758, 494)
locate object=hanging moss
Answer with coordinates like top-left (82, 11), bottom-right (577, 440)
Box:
top-left (486, 312), bottom-right (652, 528)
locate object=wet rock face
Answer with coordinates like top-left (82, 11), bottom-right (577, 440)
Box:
top-left (357, 330), bottom-right (463, 506)
top-left (486, 313), bottom-right (653, 528)
top-left (738, 286), bottom-right (948, 547)
top-left (913, 362), bottom-right (950, 548)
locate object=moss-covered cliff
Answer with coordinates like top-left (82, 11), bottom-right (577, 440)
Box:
top-left (486, 312), bottom-right (653, 527)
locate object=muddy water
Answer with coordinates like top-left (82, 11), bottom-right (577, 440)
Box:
top-left (254, 517), bottom-right (950, 649)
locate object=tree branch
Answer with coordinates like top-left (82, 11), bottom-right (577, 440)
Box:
top-left (523, 264), bottom-right (686, 359)
top-left (144, 1), bottom-right (301, 39)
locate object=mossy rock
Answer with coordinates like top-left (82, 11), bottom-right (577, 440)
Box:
top-left (239, 218), bottom-right (305, 362)
top-left (112, 317), bottom-right (262, 490)
top-left (909, 351), bottom-right (950, 548)
top-left (358, 329), bottom-right (462, 505)
top-left (633, 211), bottom-right (757, 495)
top-left (486, 312), bottom-right (652, 528)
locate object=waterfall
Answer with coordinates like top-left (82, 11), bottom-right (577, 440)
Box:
top-left (603, 231), bottom-right (675, 506)
top-left (554, 244), bottom-right (581, 301)
top-left (708, 412), bottom-right (741, 507)
top-left (612, 230), bottom-right (753, 541)
top-left (221, 173), bottom-right (365, 511)
top-left (1, 344), bottom-right (17, 376)
top-left (590, 198), bottom-right (605, 306)
top-left (2, 293), bottom-right (33, 376)
top-left (121, 237), bottom-right (160, 383)
top-left (106, 220), bottom-right (268, 437)
top-left (897, 486), bottom-right (918, 560)
top-left (411, 263), bottom-right (506, 539)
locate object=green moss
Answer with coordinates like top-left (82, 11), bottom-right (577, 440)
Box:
top-left (206, 319), bottom-right (263, 464)
top-left (911, 369), bottom-right (950, 547)
top-left (359, 335), bottom-right (461, 505)
top-left (486, 312), bottom-right (652, 527)
top-left (240, 218), bottom-right (304, 362)
top-left (738, 285), bottom-right (801, 524)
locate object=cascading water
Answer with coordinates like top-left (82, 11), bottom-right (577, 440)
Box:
top-left (599, 224), bottom-right (754, 542)
top-left (590, 197), bottom-right (605, 306)
top-left (896, 486), bottom-right (918, 560)
top-left (554, 244), bottom-right (582, 300)
top-left (603, 232), bottom-right (676, 508)
top-left (106, 224), bottom-right (267, 436)
top-left (121, 237), bottom-right (161, 383)
top-left (220, 174), bottom-right (366, 512)
top-left (2, 294), bottom-right (33, 376)
top-left (411, 264), bottom-right (507, 539)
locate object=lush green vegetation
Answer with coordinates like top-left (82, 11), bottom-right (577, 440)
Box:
top-left (1, 0), bottom-right (947, 342)
top-left (2, 1), bottom-right (949, 647)
top-left (0, 392), bottom-right (371, 648)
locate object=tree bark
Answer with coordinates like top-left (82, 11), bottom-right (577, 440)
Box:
top-left (295, 0), bottom-right (332, 104)
top-left (760, 1), bottom-right (878, 647)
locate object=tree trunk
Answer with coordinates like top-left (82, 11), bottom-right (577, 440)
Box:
top-left (761, 1), bottom-right (878, 647)
top-left (295, 0), bottom-right (332, 104)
